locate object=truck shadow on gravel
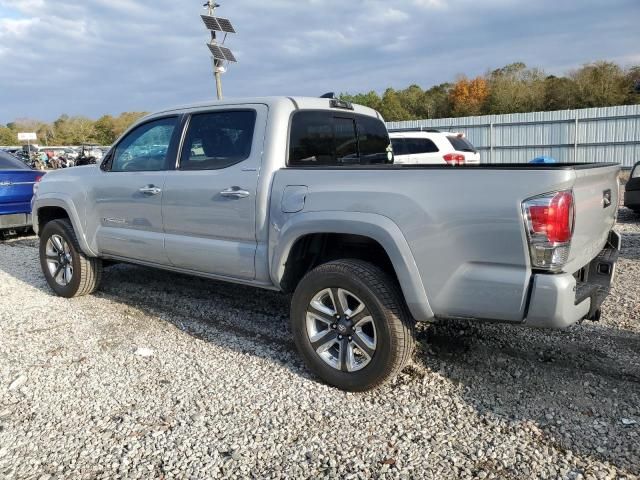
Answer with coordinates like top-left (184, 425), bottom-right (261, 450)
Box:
top-left (413, 318), bottom-right (640, 475)
top-left (1, 239), bottom-right (639, 475)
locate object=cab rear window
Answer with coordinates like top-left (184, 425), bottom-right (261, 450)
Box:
top-left (289, 111), bottom-right (391, 166)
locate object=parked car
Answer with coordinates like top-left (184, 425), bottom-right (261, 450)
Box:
top-left (389, 128), bottom-right (481, 165)
top-left (0, 150), bottom-right (44, 234)
top-left (624, 161), bottom-right (640, 213)
top-left (32, 97), bottom-right (620, 391)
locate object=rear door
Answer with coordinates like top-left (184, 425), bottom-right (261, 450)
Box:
top-left (91, 116), bottom-right (180, 264)
top-left (161, 105), bottom-right (267, 279)
top-left (407, 137), bottom-right (441, 164)
top-left (0, 153), bottom-right (41, 215)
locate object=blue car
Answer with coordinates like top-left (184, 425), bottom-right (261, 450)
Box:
top-left (0, 150), bottom-right (44, 233)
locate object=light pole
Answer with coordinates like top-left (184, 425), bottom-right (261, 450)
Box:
top-left (202, 1), bottom-right (236, 100)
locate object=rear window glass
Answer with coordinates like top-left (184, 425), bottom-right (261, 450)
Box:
top-left (358, 116), bottom-right (392, 164)
top-left (447, 135), bottom-right (476, 152)
top-left (0, 151), bottom-right (29, 170)
top-left (289, 111), bottom-right (391, 166)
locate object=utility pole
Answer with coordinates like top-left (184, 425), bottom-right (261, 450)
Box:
top-left (202, 1), bottom-right (237, 100)
top-left (207, 1), bottom-right (223, 99)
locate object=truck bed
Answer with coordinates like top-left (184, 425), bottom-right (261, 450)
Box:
top-left (270, 162), bottom-right (619, 323)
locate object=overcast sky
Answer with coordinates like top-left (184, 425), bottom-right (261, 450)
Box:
top-left (0, 0), bottom-right (638, 123)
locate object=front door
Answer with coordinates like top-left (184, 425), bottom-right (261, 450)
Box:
top-left (162, 106), bottom-right (267, 279)
top-left (91, 116), bottom-right (180, 264)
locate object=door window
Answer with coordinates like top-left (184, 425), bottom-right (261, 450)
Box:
top-left (407, 138), bottom-right (439, 154)
top-left (180, 110), bottom-right (257, 170)
top-left (390, 138), bottom-right (408, 156)
top-left (111, 117), bottom-right (178, 172)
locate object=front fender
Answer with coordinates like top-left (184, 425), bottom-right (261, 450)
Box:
top-left (270, 211), bottom-right (435, 322)
top-left (32, 194), bottom-right (97, 257)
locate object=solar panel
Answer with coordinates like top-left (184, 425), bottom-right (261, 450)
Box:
top-left (207, 44), bottom-right (237, 62)
top-left (201, 15), bottom-right (236, 33)
top-left (215, 17), bottom-right (236, 33)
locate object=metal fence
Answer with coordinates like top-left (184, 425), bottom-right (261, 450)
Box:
top-left (386, 104), bottom-right (640, 168)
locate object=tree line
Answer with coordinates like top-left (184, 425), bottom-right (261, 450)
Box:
top-left (2, 61), bottom-right (639, 146)
top-left (341, 61), bottom-right (640, 122)
top-left (0, 112), bottom-right (148, 146)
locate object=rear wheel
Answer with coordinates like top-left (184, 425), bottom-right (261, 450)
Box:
top-left (39, 219), bottom-right (102, 298)
top-left (291, 259), bottom-right (415, 391)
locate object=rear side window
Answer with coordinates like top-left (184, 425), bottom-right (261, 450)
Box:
top-left (390, 138), bottom-right (408, 156)
top-left (406, 138), bottom-right (439, 154)
top-left (289, 111), bottom-right (391, 166)
top-left (447, 135), bottom-right (476, 153)
top-left (180, 110), bottom-right (256, 170)
top-left (0, 151), bottom-right (29, 170)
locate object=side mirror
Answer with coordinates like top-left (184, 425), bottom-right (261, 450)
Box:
top-left (100, 153), bottom-right (112, 171)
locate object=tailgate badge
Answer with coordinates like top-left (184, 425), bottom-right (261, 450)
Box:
top-left (602, 189), bottom-right (612, 208)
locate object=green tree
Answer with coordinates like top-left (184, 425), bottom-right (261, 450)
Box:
top-left (94, 115), bottom-right (117, 145)
top-left (379, 88), bottom-right (410, 121)
top-left (543, 75), bottom-right (578, 111)
top-left (485, 62), bottom-right (546, 114)
top-left (571, 61), bottom-right (628, 108)
top-left (0, 126), bottom-right (17, 145)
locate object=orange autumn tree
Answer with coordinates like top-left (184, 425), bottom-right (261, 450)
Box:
top-left (449, 76), bottom-right (489, 117)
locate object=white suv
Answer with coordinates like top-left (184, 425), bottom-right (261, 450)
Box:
top-left (390, 129), bottom-right (481, 165)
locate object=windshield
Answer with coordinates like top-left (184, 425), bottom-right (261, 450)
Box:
top-left (0, 151), bottom-right (29, 170)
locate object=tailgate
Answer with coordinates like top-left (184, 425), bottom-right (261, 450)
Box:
top-left (566, 165), bottom-right (619, 273)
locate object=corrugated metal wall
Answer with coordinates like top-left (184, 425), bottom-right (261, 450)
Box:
top-left (386, 105), bottom-right (640, 167)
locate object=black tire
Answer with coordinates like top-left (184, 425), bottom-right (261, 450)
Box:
top-left (39, 219), bottom-right (102, 298)
top-left (291, 259), bottom-right (415, 391)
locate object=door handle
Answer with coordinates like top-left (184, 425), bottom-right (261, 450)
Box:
top-left (220, 187), bottom-right (250, 199)
top-left (139, 185), bottom-right (162, 195)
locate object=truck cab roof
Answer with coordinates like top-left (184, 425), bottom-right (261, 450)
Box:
top-left (152, 96), bottom-right (383, 120)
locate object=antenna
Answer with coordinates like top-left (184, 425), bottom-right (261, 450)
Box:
top-left (201, 1), bottom-right (237, 100)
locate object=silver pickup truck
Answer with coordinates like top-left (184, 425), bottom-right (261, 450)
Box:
top-left (32, 97), bottom-right (620, 391)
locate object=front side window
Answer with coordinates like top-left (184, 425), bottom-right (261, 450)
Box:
top-left (180, 110), bottom-right (256, 170)
top-left (111, 117), bottom-right (177, 172)
top-left (289, 111), bottom-right (391, 166)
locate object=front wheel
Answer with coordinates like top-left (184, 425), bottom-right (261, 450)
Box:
top-left (291, 259), bottom-right (415, 391)
top-left (39, 219), bottom-right (102, 298)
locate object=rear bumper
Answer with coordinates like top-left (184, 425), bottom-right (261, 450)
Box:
top-left (624, 189), bottom-right (640, 209)
top-left (0, 213), bottom-right (32, 230)
top-left (525, 231), bottom-right (620, 329)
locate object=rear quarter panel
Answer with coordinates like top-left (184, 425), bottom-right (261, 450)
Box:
top-left (270, 167), bottom-right (581, 322)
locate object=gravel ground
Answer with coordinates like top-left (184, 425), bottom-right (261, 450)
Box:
top-left (0, 210), bottom-right (639, 479)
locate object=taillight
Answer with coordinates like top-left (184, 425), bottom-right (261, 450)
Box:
top-left (443, 153), bottom-right (466, 165)
top-left (33, 175), bottom-right (43, 195)
top-left (522, 190), bottom-right (575, 271)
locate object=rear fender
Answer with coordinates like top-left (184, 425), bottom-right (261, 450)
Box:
top-left (270, 211), bottom-right (435, 322)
